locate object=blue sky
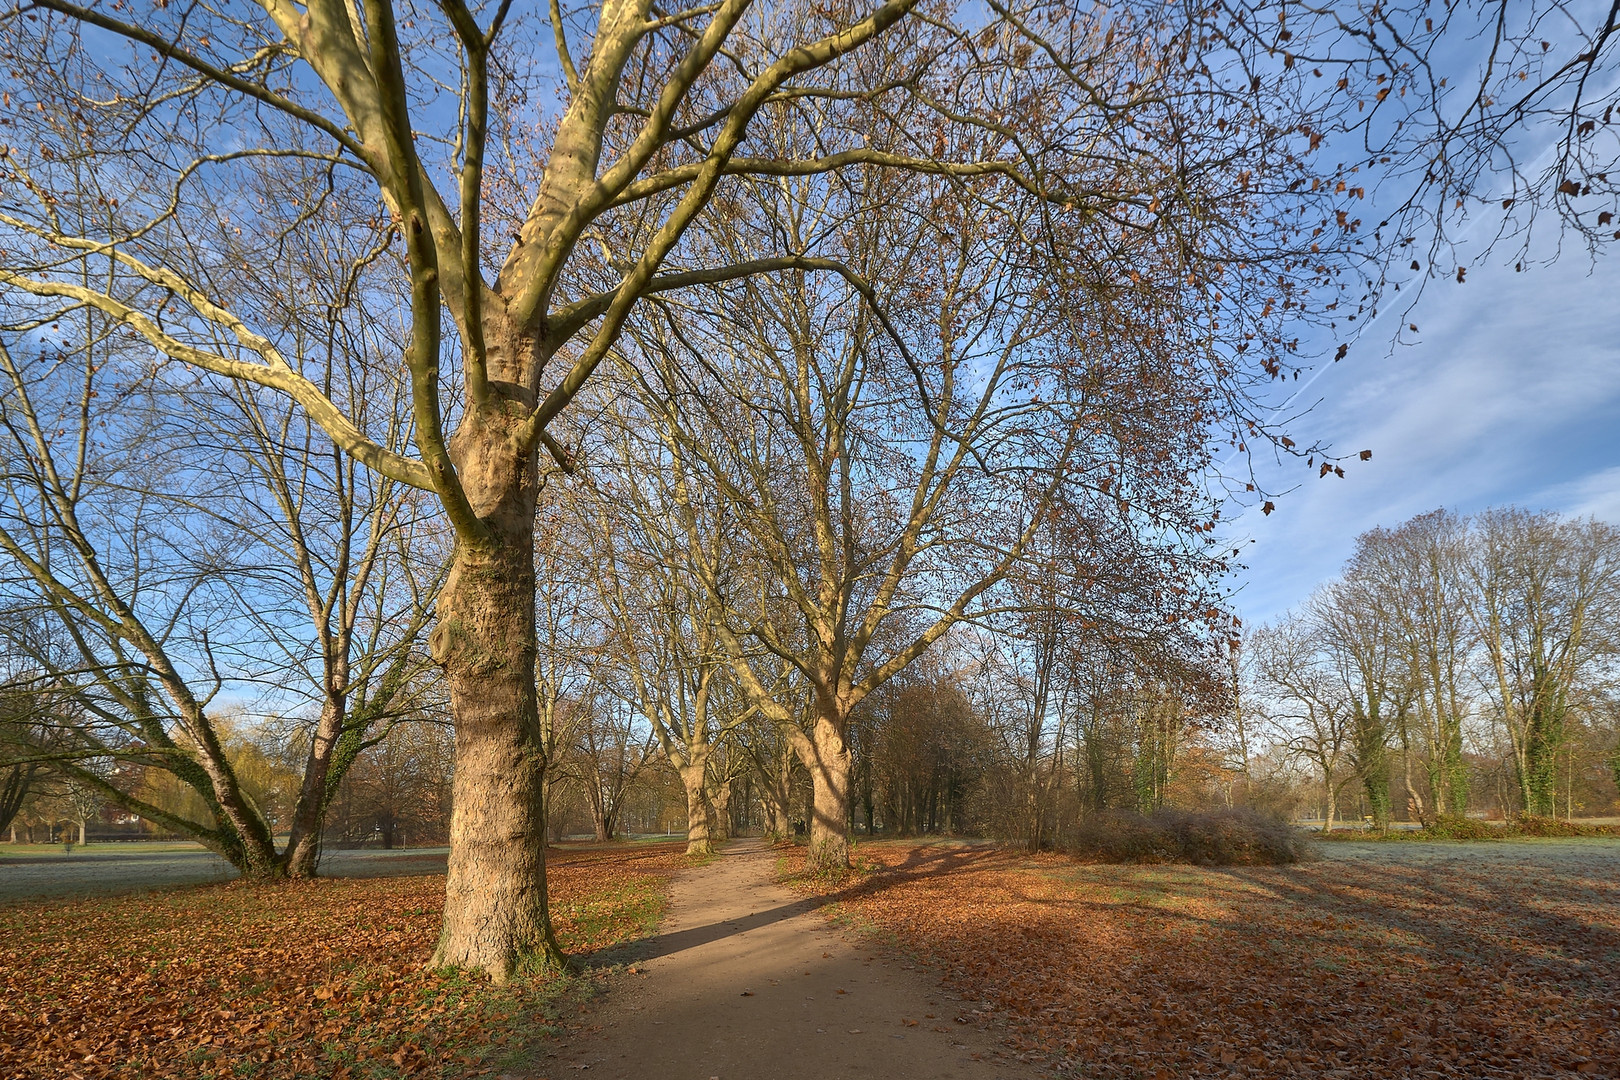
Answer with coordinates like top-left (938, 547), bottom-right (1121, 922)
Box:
top-left (1227, 236), bottom-right (1620, 625)
top-left (1218, 0), bottom-right (1620, 628)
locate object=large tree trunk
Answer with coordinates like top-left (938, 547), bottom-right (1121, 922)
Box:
top-left (1355, 711), bottom-right (1392, 832)
top-left (379, 811), bottom-right (398, 850)
top-left (427, 362), bottom-right (562, 978)
top-left (678, 760), bottom-right (713, 856)
top-left (589, 795), bottom-right (614, 842)
top-left (798, 715), bottom-right (853, 872)
top-left (430, 536), bottom-right (560, 979)
top-left (1023, 764), bottom-right (1045, 853)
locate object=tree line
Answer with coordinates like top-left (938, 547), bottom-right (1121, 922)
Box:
top-left (1251, 508), bottom-right (1620, 831)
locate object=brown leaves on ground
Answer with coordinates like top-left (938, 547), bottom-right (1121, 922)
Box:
top-left (1, 843), bottom-right (688, 1080)
top-left (785, 840), bottom-right (1620, 1079)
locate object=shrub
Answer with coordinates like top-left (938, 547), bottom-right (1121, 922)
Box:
top-left (1067, 808), bottom-right (1313, 866)
top-left (1413, 814), bottom-right (1620, 840)
top-left (1505, 814), bottom-right (1619, 838)
top-left (1421, 815), bottom-right (1503, 840)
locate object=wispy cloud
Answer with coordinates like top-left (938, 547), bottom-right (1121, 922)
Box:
top-left (1531, 465), bottom-right (1620, 522)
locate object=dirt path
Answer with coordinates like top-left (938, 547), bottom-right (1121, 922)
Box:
top-left (541, 839), bottom-right (1039, 1080)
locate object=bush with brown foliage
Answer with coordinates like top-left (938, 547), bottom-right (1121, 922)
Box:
top-left (1417, 814), bottom-right (1620, 840)
top-left (1066, 808), bottom-right (1312, 865)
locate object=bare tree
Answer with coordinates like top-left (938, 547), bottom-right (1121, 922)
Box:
top-left (1464, 509), bottom-right (1620, 817)
top-left (0, 264), bottom-right (435, 877)
top-left (325, 710), bottom-right (455, 848)
top-left (620, 137), bottom-right (1266, 867)
top-left (532, 490), bottom-right (610, 850)
top-left (733, 684), bottom-right (808, 839)
top-left (1350, 511), bottom-right (1476, 822)
top-left (1253, 615), bottom-right (1358, 833)
top-left (0, 679), bottom-right (53, 840)
top-left (1311, 572), bottom-right (1405, 831)
top-left (578, 436), bottom-right (754, 855)
top-left (570, 696), bottom-right (658, 843)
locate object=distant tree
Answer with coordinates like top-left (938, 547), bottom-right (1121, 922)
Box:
top-left (59, 776), bottom-right (104, 846)
top-left (0, 684), bottom-right (50, 840)
top-left (1354, 511), bottom-right (1476, 822)
top-left (1253, 615), bottom-right (1359, 833)
top-left (326, 716), bottom-right (454, 848)
top-left (859, 669), bottom-right (991, 837)
top-left (1462, 509), bottom-right (1620, 817)
top-left (571, 699), bottom-right (657, 844)
top-left (734, 703), bottom-right (806, 840)
top-left (1310, 570), bottom-right (1407, 831)
top-left (579, 441), bottom-right (753, 855)
top-left (0, 758), bottom-right (32, 841)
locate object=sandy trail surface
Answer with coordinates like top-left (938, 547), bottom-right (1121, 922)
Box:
top-left (542, 838), bottom-right (1037, 1080)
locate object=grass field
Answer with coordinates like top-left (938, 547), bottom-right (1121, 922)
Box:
top-left (0, 844), bottom-right (460, 903)
top-left (0, 843), bottom-right (214, 857)
top-left (784, 837), bottom-right (1620, 1079)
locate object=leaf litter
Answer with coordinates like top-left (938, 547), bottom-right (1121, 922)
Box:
top-left (1, 843), bottom-right (688, 1079)
top-left (783, 839), bottom-right (1620, 1078)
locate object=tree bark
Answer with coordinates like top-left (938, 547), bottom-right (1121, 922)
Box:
top-left (678, 760), bottom-right (713, 855)
top-left (1023, 765), bottom-right (1045, 854)
top-left (427, 356), bottom-right (562, 978)
top-left (430, 536), bottom-right (561, 979)
top-left (710, 777), bottom-right (732, 841)
top-left (282, 694), bottom-right (347, 878)
top-left (799, 715), bottom-right (853, 872)
top-left (1524, 702), bottom-right (1564, 817)
top-left (1355, 708), bottom-right (1393, 832)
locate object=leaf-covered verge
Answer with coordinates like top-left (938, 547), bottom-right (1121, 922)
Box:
top-left (1, 843), bottom-right (688, 1079)
top-left (781, 840), bottom-right (1620, 1078)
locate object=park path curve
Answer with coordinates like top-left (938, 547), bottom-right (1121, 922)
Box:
top-left (539, 838), bottom-right (1039, 1080)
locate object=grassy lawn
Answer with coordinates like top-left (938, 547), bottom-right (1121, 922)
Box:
top-left (1, 844), bottom-right (689, 1079)
top-left (0, 842), bottom-right (216, 858)
top-left (783, 838), bottom-right (1620, 1079)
